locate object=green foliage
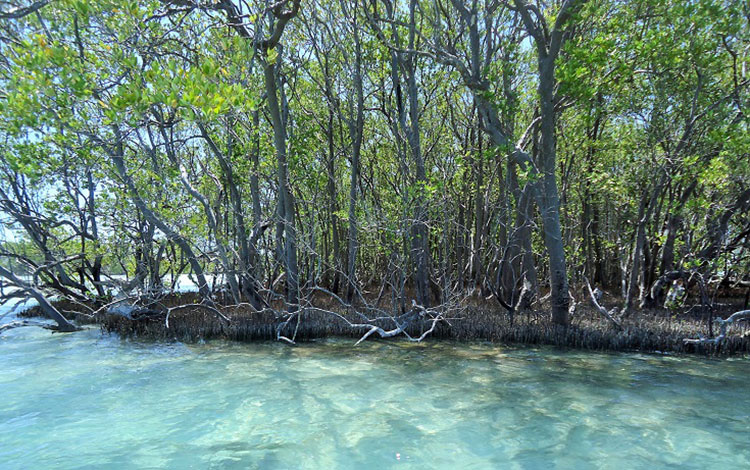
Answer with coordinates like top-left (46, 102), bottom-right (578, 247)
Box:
top-left (0, 0), bottom-right (747, 308)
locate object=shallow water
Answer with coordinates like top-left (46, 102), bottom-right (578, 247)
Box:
top-left (1, 318), bottom-right (749, 469)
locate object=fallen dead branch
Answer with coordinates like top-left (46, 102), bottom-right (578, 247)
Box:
top-left (164, 303), bottom-right (232, 328)
top-left (683, 309), bottom-right (750, 345)
top-left (304, 300), bottom-right (449, 346)
top-left (585, 277), bottom-right (622, 330)
top-left (0, 266), bottom-right (80, 332)
top-left (301, 282), bottom-right (458, 346)
top-left (0, 319), bottom-right (61, 334)
top-left (92, 291), bottom-right (750, 355)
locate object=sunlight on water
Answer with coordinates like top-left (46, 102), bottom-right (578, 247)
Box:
top-left (1, 316), bottom-right (749, 469)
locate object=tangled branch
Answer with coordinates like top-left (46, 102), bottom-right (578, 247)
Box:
top-left (683, 310), bottom-right (750, 345)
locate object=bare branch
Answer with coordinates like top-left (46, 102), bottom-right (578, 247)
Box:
top-left (585, 277), bottom-right (622, 330)
top-left (0, 0), bottom-right (49, 19)
top-left (684, 310), bottom-right (750, 345)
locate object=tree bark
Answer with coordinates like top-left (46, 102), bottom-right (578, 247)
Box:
top-left (345, 11), bottom-right (365, 301)
top-left (263, 55), bottom-right (299, 311)
top-left (0, 266), bottom-right (79, 331)
top-left (111, 153), bottom-right (213, 301)
top-left (623, 173), bottom-right (666, 314)
top-left (537, 57), bottom-right (570, 325)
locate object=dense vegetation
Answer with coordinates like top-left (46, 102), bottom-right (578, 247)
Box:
top-left (0, 0), bottom-right (748, 343)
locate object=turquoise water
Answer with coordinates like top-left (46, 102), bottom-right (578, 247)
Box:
top-left (1, 321), bottom-right (749, 469)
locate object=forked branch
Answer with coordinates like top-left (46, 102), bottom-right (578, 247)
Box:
top-left (585, 277), bottom-right (622, 330)
top-left (684, 310), bottom-right (750, 345)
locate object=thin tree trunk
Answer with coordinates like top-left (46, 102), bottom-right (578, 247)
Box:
top-left (345, 15), bottom-right (365, 301)
top-left (406, 0), bottom-right (430, 306)
top-left (0, 266), bottom-right (79, 332)
top-left (537, 57), bottom-right (570, 325)
top-left (624, 174), bottom-right (665, 315)
top-left (326, 106), bottom-right (342, 293)
top-left (263, 55), bottom-right (299, 311)
top-left (110, 148), bottom-right (212, 301)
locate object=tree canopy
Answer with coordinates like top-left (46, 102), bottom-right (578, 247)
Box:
top-left (0, 0), bottom-right (748, 336)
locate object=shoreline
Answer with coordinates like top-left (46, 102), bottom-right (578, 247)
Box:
top-left (16, 295), bottom-right (750, 357)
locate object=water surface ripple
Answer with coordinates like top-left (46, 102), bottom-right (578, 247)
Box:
top-left (1, 325), bottom-right (748, 469)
